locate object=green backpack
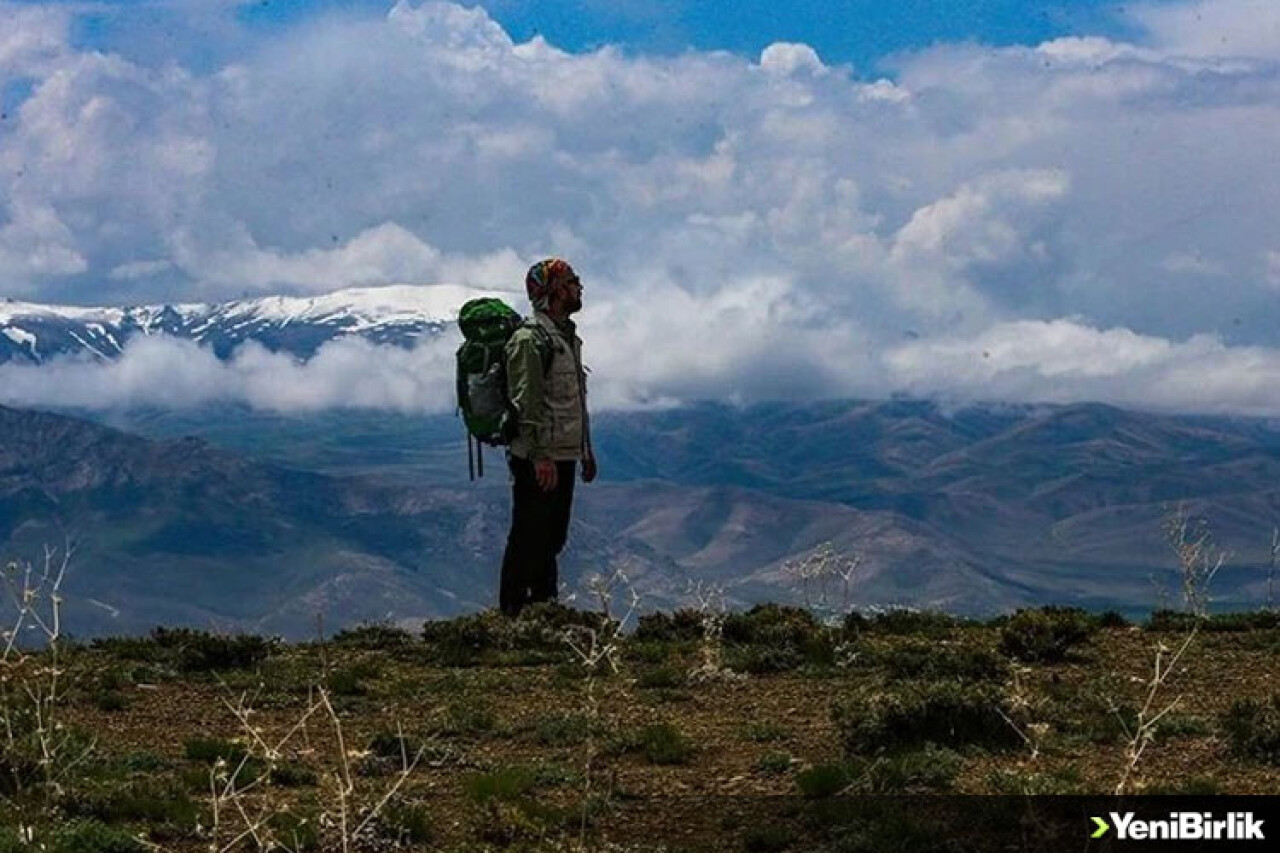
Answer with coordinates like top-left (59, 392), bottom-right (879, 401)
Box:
top-left (455, 298), bottom-right (553, 479)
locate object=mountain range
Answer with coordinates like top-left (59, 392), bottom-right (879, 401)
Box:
top-left (0, 284), bottom-right (500, 363)
top-left (3, 286), bottom-right (1279, 637)
top-left (4, 397), bottom-right (1280, 639)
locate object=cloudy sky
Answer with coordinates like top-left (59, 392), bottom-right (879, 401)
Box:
top-left (3, 0), bottom-right (1280, 415)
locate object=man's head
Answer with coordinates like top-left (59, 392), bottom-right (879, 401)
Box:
top-left (525, 257), bottom-right (582, 317)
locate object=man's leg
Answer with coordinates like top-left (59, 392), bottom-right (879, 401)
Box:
top-left (500, 455), bottom-right (556, 616)
top-left (532, 460), bottom-right (576, 604)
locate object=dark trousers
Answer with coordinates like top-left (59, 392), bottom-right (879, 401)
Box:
top-left (500, 455), bottom-right (576, 617)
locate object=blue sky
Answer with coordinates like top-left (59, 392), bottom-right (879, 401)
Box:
top-left (42, 0), bottom-right (1157, 72)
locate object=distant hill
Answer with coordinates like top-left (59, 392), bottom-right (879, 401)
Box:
top-left (4, 399), bottom-right (1280, 637)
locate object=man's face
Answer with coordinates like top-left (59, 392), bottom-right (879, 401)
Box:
top-left (556, 274), bottom-right (583, 314)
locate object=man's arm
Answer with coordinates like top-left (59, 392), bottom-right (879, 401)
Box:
top-left (506, 329), bottom-right (550, 461)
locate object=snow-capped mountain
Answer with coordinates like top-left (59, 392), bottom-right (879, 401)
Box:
top-left (0, 284), bottom-right (510, 363)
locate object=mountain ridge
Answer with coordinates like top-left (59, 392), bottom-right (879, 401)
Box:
top-left (0, 283), bottom-right (509, 363)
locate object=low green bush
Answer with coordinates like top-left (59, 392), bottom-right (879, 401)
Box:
top-left (267, 812), bottom-right (318, 852)
top-left (1095, 610), bottom-right (1131, 629)
top-left (744, 721), bottom-right (790, 743)
top-left (632, 609), bottom-right (705, 643)
top-left (796, 764), bottom-right (849, 798)
top-left (367, 729), bottom-right (426, 763)
top-left (861, 609), bottom-right (967, 639)
top-left (1222, 693), bottom-right (1280, 764)
top-left (50, 821), bottom-right (147, 853)
top-left (61, 780), bottom-right (198, 827)
top-left (463, 768), bottom-right (536, 804)
top-left (332, 622), bottom-right (415, 650)
top-left (849, 744), bottom-right (963, 793)
top-left (723, 604), bottom-right (823, 646)
top-left (377, 801), bottom-right (434, 845)
top-left (1146, 610), bottom-right (1280, 633)
top-left (535, 713), bottom-right (592, 747)
top-left (269, 762), bottom-right (318, 787)
top-left (93, 627), bottom-right (275, 672)
top-left (833, 681), bottom-right (1023, 754)
top-left (726, 643), bottom-right (806, 674)
top-left (639, 723), bottom-right (694, 765)
top-left (421, 604), bottom-right (614, 665)
top-left (755, 751), bottom-right (793, 775)
top-left (876, 640), bottom-right (1007, 682)
top-left (183, 736), bottom-right (247, 765)
top-left (998, 607), bottom-right (1095, 663)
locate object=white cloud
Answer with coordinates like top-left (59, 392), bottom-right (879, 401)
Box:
top-left (1, 0), bottom-right (1279, 414)
top-left (1266, 250), bottom-right (1280, 289)
top-left (1162, 251), bottom-right (1226, 277)
top-left (108, 259), bottom-right (175, 281)
top-left (0, 334), bottom-right (459, 413)
top-left (1130, 0), bottom-right (1280, 59)
top-left (885, 319), bottom-right (1280, 416)
top-left (759, 42), bottom-right (826, 77)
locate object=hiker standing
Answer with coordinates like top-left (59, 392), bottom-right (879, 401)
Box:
top-left (500, 258), bottom-right (597, 616)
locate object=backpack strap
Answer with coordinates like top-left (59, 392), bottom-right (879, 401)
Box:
top-left (520, 318), bottom-right (558, 376)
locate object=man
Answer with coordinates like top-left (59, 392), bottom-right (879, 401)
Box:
top-left (500, 257), bottom-right (597, 616)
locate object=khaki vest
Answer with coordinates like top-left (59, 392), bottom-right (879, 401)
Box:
top-left (509, 312), bottom-right (590, 461)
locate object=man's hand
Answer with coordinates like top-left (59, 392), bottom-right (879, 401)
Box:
top-left (582, 453), bottom-right (597, 484)
top-left (534, 458), bottom-right (558, 492)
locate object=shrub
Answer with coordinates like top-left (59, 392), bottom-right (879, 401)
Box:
top-left (269, 762), bottom-right (318, 787)
top-left (438, 701), bottom-right (496, 737)
top-left (92, 691), bottom-right (129, 713)
top-left (796, 764), bottom-right (849, 798)
top-left (833, 681), bottom-right (1023, 754)
top-left (742, 823), bottom-right (799, 853)
top-left (94, 628), bottom-right (275, 672)
top-left (1203, 612), bottom-right (1280, 632)
top-left (847, 744), bottom-right (963, 793)
top-left (1156, 713), bottom-right (1212, 738)
top-left (744, 721), bottom-right (790, 743)
top-left (121, 751), bottom-right (165, 772)
top-left (723, 604), bottom-right (822, 646)
top-left (326, 661), bottom-right (380, 696)
top-left (378, 801), bottom-right (434, 845)
top-left (985, 768), bottom-right (1084, 795)
top-left (61, 780), bottom-right (199, 826)
top-left (632, 609), bottom-right (705, 643)
top-left (183, 736), bottom-right (247, 765)
top-left (1222, 693), bottom-right (1280, 765)
top-left (422, 604), bottom-right (613, 664)
top-left (1144, 610), bottom-right (1201, 632)
top-left (1147, 776), bottom-right (1223, 795)
top-left (640, 723), bottom-right (694, 765)
top-left (998, 607), bottom-right (1095, 663)
top-left (755, 751), bottom-right (793, 775)
top-left (726, 643), bottom-right (806, 674)
top-left (863, 609), bottom-right (966, 639)
top-left (535, 713), bottom-right (591, 747)
top-left (50, 821), bottom-right (147, 853)
top-left (876, 640), bottom-right (1007, 682)
top-left (636, 664), bottom-right (686, 689)
top-left (333, 621), bottom-right (415, 650)
top-left (267, 812), bottom-right (318, 852)
top-left (1095, 610), bottom-right (1131, 629)
top-left (463, 768), bottom-right (536, 804)
top-left (367, 729), bottom-right (425, 763)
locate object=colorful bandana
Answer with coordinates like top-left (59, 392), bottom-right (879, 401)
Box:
top-left (525, 257), bottom-right (576, 310)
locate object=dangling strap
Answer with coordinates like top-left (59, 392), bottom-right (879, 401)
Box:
top-left (477, 442), bottom-right (484, 478)
top-left (467, 433), bottom-right (476, 481)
